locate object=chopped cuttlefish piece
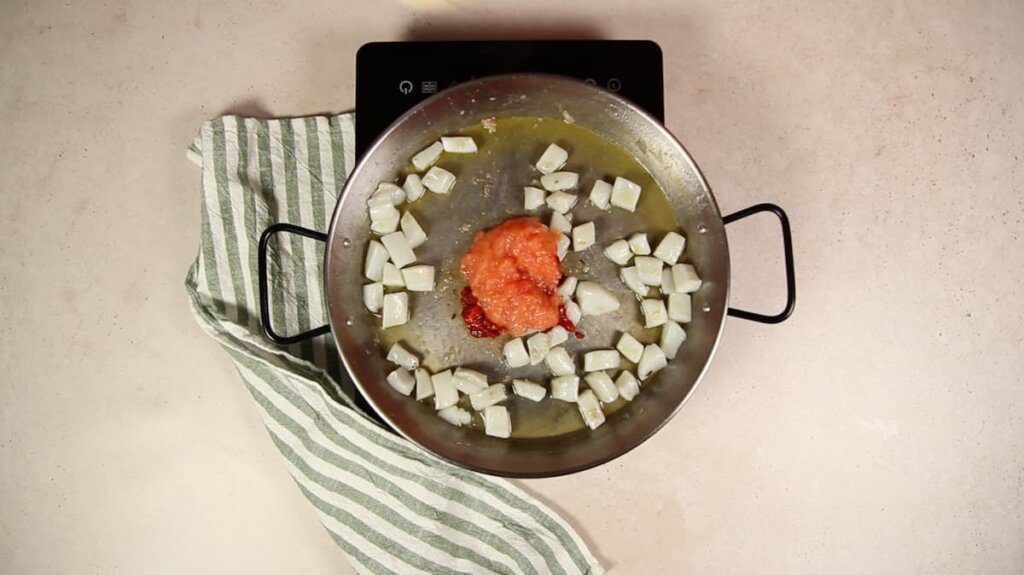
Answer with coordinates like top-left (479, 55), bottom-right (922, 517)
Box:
top-left (512, 379), bottom-right (546, 402)
top-left (380, 231), bottom-right (416, 269)
top-left (628, 233), bottom-right (651, 255)
top-left (575, 281), bottom-right (620, 316)
top-left (584, 371), bottom-right (619, 403)
top-left (382, 292), bottom-right (409, 329)
top-left (637, 344), bottom-right (668, 380)
top-left (422, 166), bottom-right (456, 194)
top-left (368, 182), bottom-right (405, 207)
top-left (550, 211), bottom-right (573, 234)
top-left (527, 332), bottom-right (551, 366)
top-left (503, 337), bottom-right (530, 368)
top-left (401, 265), bottom-right (435, 292)
top-left (634, 256), bottom-right (664, 286)
top-left (547, 325), bottom-right (569, 346)
top-left (550, 375), bottom-right (579, 402)
top-left (536, 143), bottom-right (568, 175)
top-left (545, 191), bottom-right (578, 214)
top-left (411, 141), bottom-right (443, 172)
top-left (661, 267), bottom-right (676, 295)
top-left (653, 231), bottom-right (686, 265)
top-left (386, 368), bottom-right (415, 395)
top-left (660, 320), bottom-right (687, 360)
top-left (616, 333), bottom-right (644, 363)
top-left (453, 367), bottom-right (488, 394)
top-left (438, 405), bottom-right (472, 426)
top-left (414, 368), bottom-right (434, 401)
top-left (400, 211), bottom-right (427, 248)
top-left (545, 347), bottom-right (576, 376)
top-left (363, 282), bottom-right (384, 313)
top-left (565, 300), bottom-right (582, 324)
top-left (556, 233), bottom-right (571, 260)
top-left (403, 174), bottom-right (425, 203)
top-left (619, 266), bottom-right (648, 297)
top-left (541, 172), bottom-right (579, 192)
top-left (368, 240), bottom-right (395, 281)
top-left (589, 180), bottom-right (612, 210)
top-left (641, 298), bottom-right (668, 328)
top-left (667, 293), bottom-right (692, 323)
top-left (671, 263), bottom-right (702, 293)
top-left (577, 390), bottom-right (606, 430)
top-left (382, 262), bottom-right (405, 288)
top-left (441, 136), bottom-right (478, 153)
top-left (572, 222), bottom-right (596, 252)
top-left (524, 186), bottom-right (546, 210)
top-left (583, 350), bottom-right (621, 372)
top-left (556, 276), bottom-right (578, 300)
top-left (610, 176), bottom-right (642, 212)
top-left (615, 371), bottom-right (641, 401)
top-left (603, 239), bottom-right (632, 266)
top-left (386, 342), bottom-right (419, 371)
top-left (470, 384), bottom-right (507, 411)
top-left (368, 184), bottom-right (399, 211)
top-left (369, 203), bottom-right (400, 234)
top-left (483, 405), bottom-right (511, 438)
top-left (431, 370), bottom-right (459, 410)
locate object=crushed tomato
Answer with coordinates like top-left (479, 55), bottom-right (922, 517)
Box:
top-left (460, 217), bottom-right (563, 337)
top-left (459, 287), bottom-right (506, 338)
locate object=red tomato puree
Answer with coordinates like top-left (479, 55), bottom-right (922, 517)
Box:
top-left (460, 217), bottom-right (563, 337)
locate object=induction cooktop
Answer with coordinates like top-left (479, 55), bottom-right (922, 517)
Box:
top-left (354, 40), bottom-right (665, 158)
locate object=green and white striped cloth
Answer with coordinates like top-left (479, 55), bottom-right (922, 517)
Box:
top-left (184, 114), bottom-right (603, 575)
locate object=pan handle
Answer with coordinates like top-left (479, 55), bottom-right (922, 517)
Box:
top-left (722, 203), bottom-right (796, 324)
top-left (257, 223), bottom-right (332, 345)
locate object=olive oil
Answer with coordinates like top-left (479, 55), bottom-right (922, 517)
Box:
top-left (376, 116), bottom-right (679, 438)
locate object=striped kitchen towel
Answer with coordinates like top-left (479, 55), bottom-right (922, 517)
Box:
top-left (184, 114), bottom-right (603, 575)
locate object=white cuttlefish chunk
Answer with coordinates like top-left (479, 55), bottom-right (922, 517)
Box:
top-left (603, 239), bottom-right (632, 266)
top-left (524, 186), bottom-right (546, 210)
top-left (386, 368), bottom-right (415, 396)
top-left (401, 265), bottom-right (435, 292)
top-left (503, 337), bottom-right (530, 368)
top-left (589, 180), bottom-right (612, 210)
top-left (483, 405), bottom-right (511, 438)
top-left (535, 144), bottom-right (568, 175)
top-left (421, 166), bottom-right (456, 194)
top-left (641, 298), bottom-right (668, 328)
top-left (541, 172), bottom-right (579, 192)
top-left (386, 342), bottom-right (419, 370)
top-left (575, 281), bottom-right (620, 316)
top-left (381, 292), bottom-right (409, 329)
top-left (512, 379), bottom-right (546, 402)
top-left (610, 177), bottom-right (642, 212)
top-left (411, 141), bottom-right (443, 172)
top-left (577, 390), bottom-right (606, 430)
top-left (572, 222), bottom-right (596, 252)
top-left (441, 136), bottom-right (478, 153)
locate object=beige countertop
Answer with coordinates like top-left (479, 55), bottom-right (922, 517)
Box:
top-left (2, 1), bottom-right (1022, 573)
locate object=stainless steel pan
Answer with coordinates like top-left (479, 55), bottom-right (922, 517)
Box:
top-left (258, 74), bottom-right (795, 477)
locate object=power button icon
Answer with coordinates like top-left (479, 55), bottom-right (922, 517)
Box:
top-left (398, 80), bottom-right (413, 95)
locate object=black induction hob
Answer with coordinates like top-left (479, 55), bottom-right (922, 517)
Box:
top-left (354, 40), bottom-right (665, 158)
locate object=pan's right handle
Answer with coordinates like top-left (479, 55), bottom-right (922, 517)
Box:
top-left (258, 223), bottom-right (332, 345)
top-left (722, 203), bottom-right (796, 324)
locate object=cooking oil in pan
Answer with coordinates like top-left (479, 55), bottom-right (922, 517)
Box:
top-left (378, 116), bottom-right (679, 439)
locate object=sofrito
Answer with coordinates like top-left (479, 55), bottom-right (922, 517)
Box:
top-left (460, 217), bottom-right (563, 337)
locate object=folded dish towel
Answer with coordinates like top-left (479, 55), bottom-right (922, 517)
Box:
top-left (184, 114), bottom-right (603, 575)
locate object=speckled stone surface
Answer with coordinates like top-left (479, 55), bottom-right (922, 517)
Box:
top-left (1, 1), bottom-right (1021, 573)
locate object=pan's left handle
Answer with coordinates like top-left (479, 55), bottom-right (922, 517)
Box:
top-left (722, 203), bottom-right (796, 324)
top-left (258, 223), bottom-right (332, 345)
